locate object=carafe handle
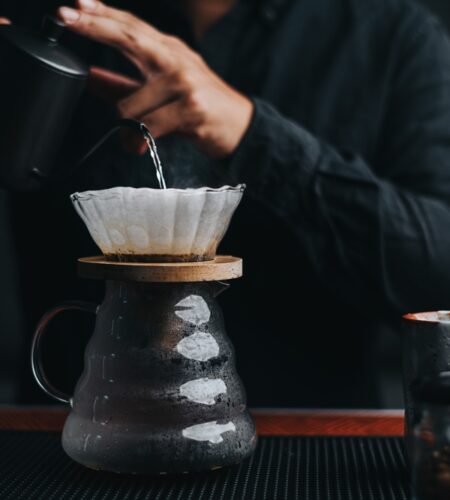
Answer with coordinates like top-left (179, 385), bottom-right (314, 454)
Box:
top-left (30, 301), bottom-right (98, 405)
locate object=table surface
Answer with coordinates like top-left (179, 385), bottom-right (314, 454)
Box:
top-left (0, 406), bottom-right (404, 436)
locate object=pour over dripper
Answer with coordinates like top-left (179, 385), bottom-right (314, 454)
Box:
top-left (71, 185), bottom-right (245, 262)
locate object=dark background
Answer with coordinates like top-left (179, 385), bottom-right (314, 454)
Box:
top-left (423, 0), bottom-right (450, 24)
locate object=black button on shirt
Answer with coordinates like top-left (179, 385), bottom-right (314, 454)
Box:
top-left (5, 0), bottom-right (450, 407)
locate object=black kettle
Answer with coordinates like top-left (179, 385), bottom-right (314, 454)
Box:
top-left (0, 15), bottom-right (145, 191)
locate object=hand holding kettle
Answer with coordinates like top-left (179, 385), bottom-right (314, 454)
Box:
top-left (58, 0), bottom-right (254, 159)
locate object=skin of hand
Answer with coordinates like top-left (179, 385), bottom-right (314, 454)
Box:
top-left (58, 0), bottom-right (254, 158)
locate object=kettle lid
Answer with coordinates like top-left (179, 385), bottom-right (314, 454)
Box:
top-left (0, 15), bottom-right (88, 78)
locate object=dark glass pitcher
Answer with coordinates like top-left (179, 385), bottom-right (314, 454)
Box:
top-left (31, 263), bottom-right (257, 474)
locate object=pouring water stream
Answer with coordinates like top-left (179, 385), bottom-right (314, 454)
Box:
top-left (140, 124), bottom-right (167, 190)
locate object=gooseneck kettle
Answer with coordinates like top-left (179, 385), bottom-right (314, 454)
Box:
top-left (0, 15), bottom-right (143, 191)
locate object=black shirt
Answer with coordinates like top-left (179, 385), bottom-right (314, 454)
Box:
top-left (4, 0), bottom-right (450, 407)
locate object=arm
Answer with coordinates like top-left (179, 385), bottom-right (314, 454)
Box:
top-left (227, 14), bottom-right (450, 314)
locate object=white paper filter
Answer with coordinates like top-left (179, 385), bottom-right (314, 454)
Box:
top-left (70, 185), bottom-right (245, 261)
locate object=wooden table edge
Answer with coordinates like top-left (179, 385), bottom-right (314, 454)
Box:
top-left (0, 407), bottom-right (404, 436)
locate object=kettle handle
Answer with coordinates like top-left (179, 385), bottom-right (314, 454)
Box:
top-left (30, 301), bottom-right (98, 405)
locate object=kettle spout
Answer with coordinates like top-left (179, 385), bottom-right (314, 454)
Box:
top-left (75, 118), bottom-right (147, 169)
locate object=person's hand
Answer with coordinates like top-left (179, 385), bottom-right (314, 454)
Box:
top-left (58, 0), bottom-right (254, 158)
top-left (0, 18), bottom-right (11, 24)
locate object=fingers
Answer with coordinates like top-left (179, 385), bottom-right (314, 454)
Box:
top-left (89, 66), bottom-right (141, 103)
top-left (75, 0), bottom-right (159, 36)
top-left (0, 17), bottom-right (11, 24)
top-left (118, 75), bottom-right (178, 119)
top-left (76, 0), bottom-right (114, 17)
top-left (76, 0), bottom-right (131, 23)
top-left (58, 7), bottom-right (139, 52)
top-left (141, 100), bottom-right (185, 139)
top-left (58, 3), bottom-right (167, 68)
top-left (119, 128), bottom-right (148, 155)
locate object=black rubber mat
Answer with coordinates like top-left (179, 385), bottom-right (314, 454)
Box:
top-left (0, 432), bottom-right (410, 499)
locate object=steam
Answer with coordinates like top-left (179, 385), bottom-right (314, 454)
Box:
top-left (153, 136), bottom-right (234, 189)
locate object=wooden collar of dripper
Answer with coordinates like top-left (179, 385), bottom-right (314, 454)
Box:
top-left (77, 256), bottom-right (242, 282)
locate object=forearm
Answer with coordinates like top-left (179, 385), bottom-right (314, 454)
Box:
top-left (227, 98), bottom-right (450, 314)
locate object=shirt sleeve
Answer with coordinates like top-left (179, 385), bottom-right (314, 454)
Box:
top-left (227, 12), bottom-right (450, 315)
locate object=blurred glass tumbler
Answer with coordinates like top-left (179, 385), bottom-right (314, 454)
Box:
top-left (403, 311), bottom-right (450, 462)
top-left (412, 373), bottom-right (450, 500)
